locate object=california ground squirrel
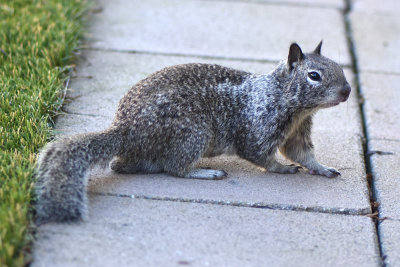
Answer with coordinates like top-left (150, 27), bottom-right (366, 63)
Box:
top-left (36, 42), bottom-right (351, 223)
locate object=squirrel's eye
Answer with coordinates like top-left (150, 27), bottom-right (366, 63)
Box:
top-left (308, 72), bottom-right (321, 81)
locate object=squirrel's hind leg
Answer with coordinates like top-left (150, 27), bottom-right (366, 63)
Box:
top-left (161, 131), bottom-right (227, 180)
top-left (163, 155), bottom-right (228, 180)
top-left (112, 156), bottom-right (227, 180)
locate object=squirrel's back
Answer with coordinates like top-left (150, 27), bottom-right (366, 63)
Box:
top-left (115, 63), bottom-right (251, 123)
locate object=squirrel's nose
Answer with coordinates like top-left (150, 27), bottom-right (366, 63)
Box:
top-left (340, 84), bottom-right (351, 98)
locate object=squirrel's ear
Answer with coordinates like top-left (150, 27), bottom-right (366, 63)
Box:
top-left (288, 43), bottom-right (304, 70)
top-left (313, 40), bottom-right (323, 55)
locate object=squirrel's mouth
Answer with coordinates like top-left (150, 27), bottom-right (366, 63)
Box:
top-left (321, 102), bottom-right (340, 108)
top-left (322, 92), bottom-right (350, 108)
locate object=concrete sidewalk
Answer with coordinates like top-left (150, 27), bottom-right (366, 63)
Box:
top-left (33, 0), bottom-right (400, 266)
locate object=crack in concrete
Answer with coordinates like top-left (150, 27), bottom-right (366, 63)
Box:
top-left (90, 191), bottom-right (371, 216)
top-left (344, 0), bottom-right (386, 265)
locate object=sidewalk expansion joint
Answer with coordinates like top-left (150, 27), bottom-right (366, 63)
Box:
top-left (369, 137), bottom-right (400, 143)
top-left (90, 191), bottom-right (371, 217)
top-left (60, 110), bottom-right (110, 118)
top-left (201, 0), bottom-right (343, 10)
top-left (87, 47), bottom-right (351, 69)
top-left (344, 0), bottom-right (386, 265)
top-left (359, 69), bottom-right (400, 76)
top-left (87, 47), bottom-right (280, 65)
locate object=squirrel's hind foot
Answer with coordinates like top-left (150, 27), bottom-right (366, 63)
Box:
top-left (268, 163), bottom-right (302, 174)
top-left (182, 168), bottom-right (228, 180)
top-left (308, 166), bottom-right (340, 178)
top-left (110, 157), bottom-right (162, 174)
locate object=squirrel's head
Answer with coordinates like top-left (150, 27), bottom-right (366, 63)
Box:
top-left (286, 41), bottom-right (351, 109)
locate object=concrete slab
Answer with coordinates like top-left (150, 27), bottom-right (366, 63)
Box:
top-left (57, 50), bottom-right (370, 213)
top-left (33, 195), bottom-right (379, 267)
top-left (54, 113), bottom-right (112, 137)
top-left (89, 0), bottom-right (351, 65)
top-left (353, 0), bottom-right (400, 15)
top-left (379, 219), bottom-right (400, 266)
top-left (369, 139), bottom-right (400, 220)
top-left (361, 73), bottom-right (400, 141)
top-left (350, 9), bottom-right (400, 74)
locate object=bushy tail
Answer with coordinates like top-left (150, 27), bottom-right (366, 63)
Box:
top-left (35, 128), bottom-right (121, 223)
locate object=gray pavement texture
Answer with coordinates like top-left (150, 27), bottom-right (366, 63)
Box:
top-left (32, 0), bottom-right (400, 266)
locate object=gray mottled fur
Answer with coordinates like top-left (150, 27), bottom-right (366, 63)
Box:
top-left (36, 42), bottom-right (351, 223)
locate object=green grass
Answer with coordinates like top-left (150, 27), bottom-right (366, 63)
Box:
top-left (0, 1), bottom-right (88, 266)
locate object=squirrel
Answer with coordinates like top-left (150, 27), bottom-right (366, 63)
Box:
top-left (35, 42), bottom-right (351, 223)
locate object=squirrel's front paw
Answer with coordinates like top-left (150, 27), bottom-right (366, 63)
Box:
top-left (309, 166), bottom-right (340, 178)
